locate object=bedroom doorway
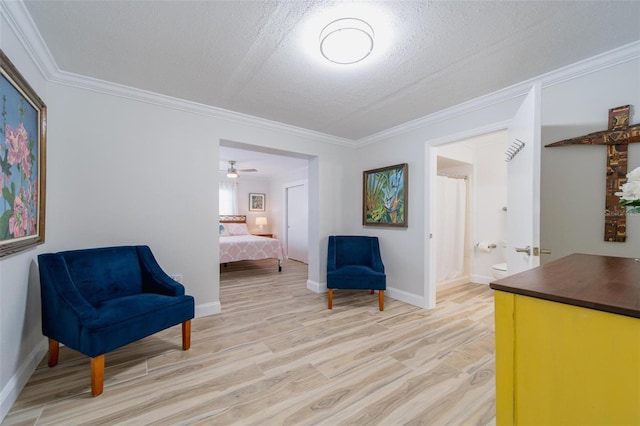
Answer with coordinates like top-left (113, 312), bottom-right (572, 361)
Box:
top-left (218, 141), bottom-right (313, 271)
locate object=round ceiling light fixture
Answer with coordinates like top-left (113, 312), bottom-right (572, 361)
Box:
top-left (319, 17), bottom-right (374, 65)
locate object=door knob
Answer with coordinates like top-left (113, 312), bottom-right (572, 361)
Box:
top-left (532, 247), bottom-right (552, 256)
top-left (515, 246), bottom-right (531, 255)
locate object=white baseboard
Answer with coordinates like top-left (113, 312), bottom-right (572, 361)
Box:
top-left (195, 301), bottom-right (221, 317)
top-left (0, 338), bottom-right (48, 423)
top-left (306, 279), bottom-right (325, 293)
top-left (386, 286), bottom-right (428, 309)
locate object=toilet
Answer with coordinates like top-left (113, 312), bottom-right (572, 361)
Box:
top-left (492, 262), bottom-right (507, 279)
top-left (492, 241), bottom-right (508, 279)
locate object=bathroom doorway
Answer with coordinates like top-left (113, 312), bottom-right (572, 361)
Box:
top-left (427, 85), bottom-right (541, 308)
top-left (432, 130), bottom-right (508, 292)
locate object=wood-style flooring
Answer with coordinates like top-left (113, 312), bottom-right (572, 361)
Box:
top-left (4, 259), bottom-right (496, 425)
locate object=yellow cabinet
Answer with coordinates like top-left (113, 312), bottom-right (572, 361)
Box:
top-left (491, 254), bottom-right (640, 425)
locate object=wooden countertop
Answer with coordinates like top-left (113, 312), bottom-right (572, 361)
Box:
top-left (490, 253), bottom-right (640, 318)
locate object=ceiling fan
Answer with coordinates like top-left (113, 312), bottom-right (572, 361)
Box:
top-left (223, 160), bottom-right (258, 178)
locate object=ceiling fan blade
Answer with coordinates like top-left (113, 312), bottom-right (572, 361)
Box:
top-left (238, 168), bottom-right (258, 172)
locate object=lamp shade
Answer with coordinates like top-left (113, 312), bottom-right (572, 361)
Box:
top-left (255, 217), bottom-right (268, 226)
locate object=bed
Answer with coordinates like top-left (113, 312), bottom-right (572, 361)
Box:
top-left (219, 215), bottom-right (286, 271)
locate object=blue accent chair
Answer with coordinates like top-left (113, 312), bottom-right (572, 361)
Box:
top-left (327, 235), bottom-right (386, 311)
top-left (38, 245), bottom-right (195, 396)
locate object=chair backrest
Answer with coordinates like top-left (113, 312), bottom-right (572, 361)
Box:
top-left (329, 235), bottom-right (380, 269)
top-left (56, 246), bottom-right (143, 305)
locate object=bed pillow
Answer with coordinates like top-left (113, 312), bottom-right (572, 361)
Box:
top-left (226, 223), bottom-right (251, 236)
top-left (218, 223), bottom-right (229, 236)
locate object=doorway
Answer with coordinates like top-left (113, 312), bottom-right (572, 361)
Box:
top-left (218, 141), bottom-right (312, 271)
top-left (427, 84), bottom-right (542, 308)
top-left (432, 131), bottom-right (507, 293)
top-left (285, 181), bottom-right (308, 263)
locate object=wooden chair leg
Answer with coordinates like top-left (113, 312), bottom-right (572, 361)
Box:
top-left (182, 320), bottom-right (191, 350)
top-left (379, 290), bottom-right (384, 311)
top-left (328, 289), bottom-right (333, 309)
top-left (91, 355), bottom-right (105, 396)
top-left (370, 289), bottom-right (374, 294)
top-left (48, 338), bottom-right (59, 367)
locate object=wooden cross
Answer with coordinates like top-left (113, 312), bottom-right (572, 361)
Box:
top-left (546, 105), bottom-right (640, 242)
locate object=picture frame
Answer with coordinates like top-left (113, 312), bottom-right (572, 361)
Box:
top-left (363, 163), bottom-right (407, 227)
top-left (249, 193), bottom-right (265, 212)
top-left (0, 50), bottom-right (47, 257)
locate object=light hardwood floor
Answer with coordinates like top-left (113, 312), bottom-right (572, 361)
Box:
top-left (4, 260), bottom-right (496, 425)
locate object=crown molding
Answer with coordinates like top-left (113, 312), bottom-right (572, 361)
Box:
top-left (0, 0), bottom-right (58, 80)
top-left (3, 1), bottom-right (638, 149)
top-left (356, 40), bottom-right (640, 147)
top-left (0, 0), bottom-right (357, 149)
top-left (51, 69), bottom-right (357, 148)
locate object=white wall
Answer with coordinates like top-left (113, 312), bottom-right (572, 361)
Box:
top-left (352, 101), bottom-right (522, 309)
top-left (541, 58), bottom-right (640, 261)
top-left (471, 132), bottom-right (507, 283)
top-left (234, 177), bottom-right (271, 233)
top-left (351, 136), bottom-right (426, 307)
top-left (47, 83), bottom-right (220, 308)
top-left (0, 9), bottom-right (356, 417)
top-left (2, 1), bottom-right (639, 420)
top-left (44, 82), bottom-right (357, 306)
top-left (353, 49), bottom-right (640, 309)
top-left (0, 78), bottom-right (355, 418)
top-left (0, 6), bottom-right (50, 419)
top-left (437, 143), bottom-right (474, 164)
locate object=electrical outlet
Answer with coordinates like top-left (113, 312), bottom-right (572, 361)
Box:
top-left (170, 274), bottom-right (182, 283)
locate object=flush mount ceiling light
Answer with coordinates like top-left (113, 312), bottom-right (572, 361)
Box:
top-left (319, 17), bottom-right (374, 64)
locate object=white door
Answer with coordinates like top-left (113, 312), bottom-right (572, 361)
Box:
top-left (506, 84), bottom-right (542, 276)
top-left (286, 183), bottom-right (308, 263)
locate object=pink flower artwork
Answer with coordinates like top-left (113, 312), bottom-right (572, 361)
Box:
top-left (9, 196), bottom-right (27, 238)
top-left (5, 123), bottom-right (32, 179)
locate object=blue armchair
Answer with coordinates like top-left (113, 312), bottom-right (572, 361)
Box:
top-left (38, 245), bottom-right (195, 396)
top-left (327, 235), bottom-right (386, 311)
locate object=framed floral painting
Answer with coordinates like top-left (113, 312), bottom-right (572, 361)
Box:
top-left (363, 163), bottom-right (407, 227)
top-left (249, 193), bottom-right (265, 212)
top-left (0, 50), bottom-right (46, 257)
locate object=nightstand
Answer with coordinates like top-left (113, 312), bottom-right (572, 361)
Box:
top-left (252, 233), bottom-right (274, 238)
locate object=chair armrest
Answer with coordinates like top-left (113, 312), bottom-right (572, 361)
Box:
top-left (370, 238), bottom-right (385, 273)
top-left (136, 246), bottom-right (185, 296)
top-left (38, 254), bottom-right (98, 323)
top-left (327, 236), bottom-right (337, 272)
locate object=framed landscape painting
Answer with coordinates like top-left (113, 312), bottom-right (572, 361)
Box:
top-left (249, 193), bottom-right (265, 212)
top-left (363, 163), bottom-right (407, 227)
top-left (0, 50), bottom-right (46, 257)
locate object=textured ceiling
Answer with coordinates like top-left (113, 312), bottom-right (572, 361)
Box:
top-left (23, 0), bottom-right (640, 140)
